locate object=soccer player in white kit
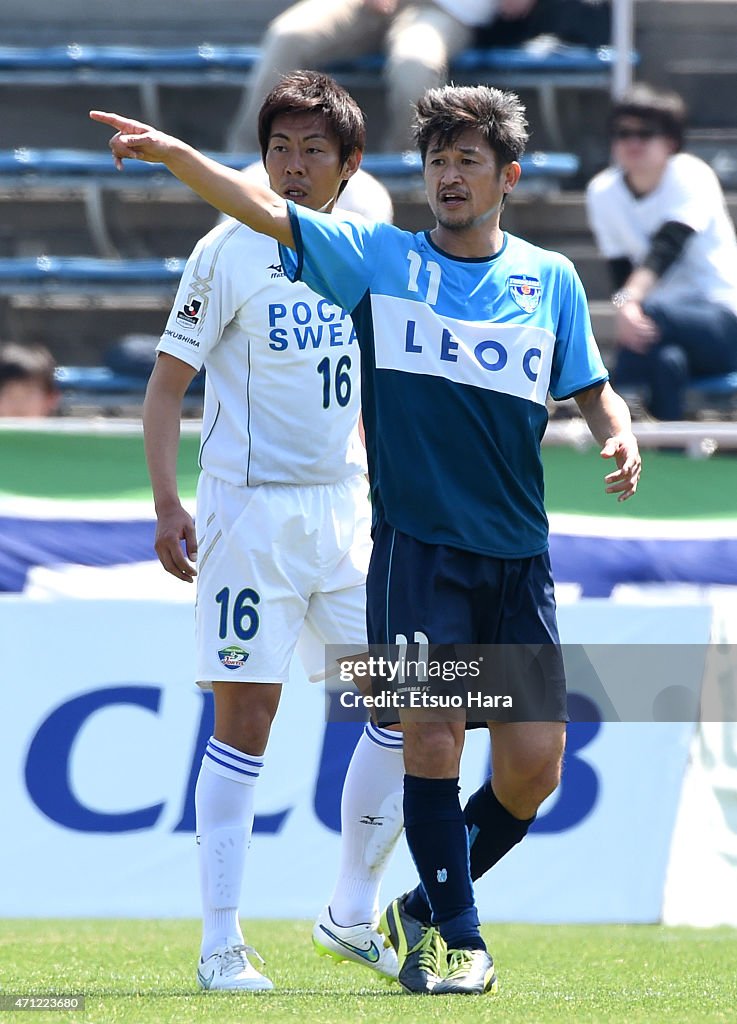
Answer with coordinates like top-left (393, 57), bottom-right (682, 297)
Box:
top-left (134, 72), bottom-right (402, 991)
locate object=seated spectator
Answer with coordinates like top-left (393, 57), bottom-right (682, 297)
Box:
top-left (474, 0), bottom-right (611, 49)
top-left (228, 0), bottom-right (504, 153)
top-left (586, 84), bottom-right (737, 420)
top-left (0, 342), bottom-right (60, 417)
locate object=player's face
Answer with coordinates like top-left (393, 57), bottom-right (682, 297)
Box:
top-left (611, 117), bottom-right (675, 178)
top-left (264, 111), bottom-right (358, 213)
top-left (423, 128), bottom-right (520, 235)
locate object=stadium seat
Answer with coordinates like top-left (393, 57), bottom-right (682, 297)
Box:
top-left (0, 148), bottom-right (579, 257)
top-left (0, 41), bottom-right (635, 143)
top-left (686, 372), bottom-right (737, 411)
top-left (0, 256), bottom-right (186, 294)
top-left (0, 147), bottom-right (579, 182)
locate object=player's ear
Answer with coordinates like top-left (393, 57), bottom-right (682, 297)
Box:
top-left (502, 161), bottom-right (522, 194)
top-left (341, 147), bottom-right (362, 183)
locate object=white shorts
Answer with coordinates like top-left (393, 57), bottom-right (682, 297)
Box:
top-left (195, 472), bottom-right (370, 687)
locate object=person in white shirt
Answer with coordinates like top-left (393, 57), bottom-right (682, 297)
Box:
top-left (142, 70), bottom-right (403, 992)
top-left (226, 0), bottom-right (531, 153)
top-left (586, 83), bottom-right (737, 420)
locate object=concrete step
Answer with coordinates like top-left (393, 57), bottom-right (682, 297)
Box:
top-left (687, 129), bottom-right (737, 189)
top-left (2, 0), bottom-right (289, 45)
top-left (638, 0), bottom-right (737, 129)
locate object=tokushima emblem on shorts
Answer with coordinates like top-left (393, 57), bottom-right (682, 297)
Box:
top-left (508, 275), bottom-right (542, 313)
top-left (218, 645), bottom-right (250, 670)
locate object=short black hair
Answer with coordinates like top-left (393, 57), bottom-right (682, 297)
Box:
top-left (413, 85), bottom-right (529, 167)
top-left (258, 70), bottom-right (366, 169)
top-left (0, 342), bottom-right (57, 393)
top-left (609, 83), bottom-right (687, 152)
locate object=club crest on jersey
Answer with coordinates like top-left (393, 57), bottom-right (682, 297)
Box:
top-left (176, 297), bottom-right (202, 329)
top-left (218, 646), bottom-right (250, 670)
top-left (508, 275), bottom-right (542, 313)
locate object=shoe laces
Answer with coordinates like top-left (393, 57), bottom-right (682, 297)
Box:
top-left (444, 948), bottom-right (475, 980)
top-left (221, 943), bottom-right (264, 976)
top-left (410, 926), bottom-right (446, 976)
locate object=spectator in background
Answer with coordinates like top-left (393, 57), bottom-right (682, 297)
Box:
top-left (586, 84), bottom-right (737, 420)
top-left (0, 342), bottom-right (59, 417)
top-left (228, 1), bottom-right (510, 153)
top-left (474, 0), bottom-right (610, 49)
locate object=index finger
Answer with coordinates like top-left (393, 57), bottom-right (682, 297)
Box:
top-left (89, 110), bottom-right (148, 133)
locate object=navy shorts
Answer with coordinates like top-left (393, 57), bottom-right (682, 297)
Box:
top-left (365, 515), bottom-right (567, 723)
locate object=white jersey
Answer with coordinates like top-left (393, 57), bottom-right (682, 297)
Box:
top-left (586, 152), bottom-right (737, 315)
top-left (158, 218), bottom-right (367, 486)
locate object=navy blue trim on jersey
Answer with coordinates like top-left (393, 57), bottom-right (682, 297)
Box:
top-left (424, 229), bottom-right (509, 264)
top-left (555, 374), bottom-right (609, 402)
top-left (198, 399), bottom-right (221, 471)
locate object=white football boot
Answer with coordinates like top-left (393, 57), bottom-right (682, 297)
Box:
top-left (197, 943), bottom-right (274, 991)
top-left (312, 905), bottom-right (399, 981)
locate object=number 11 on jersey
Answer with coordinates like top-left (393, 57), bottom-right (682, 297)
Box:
top-left (407, 251), bottom-right (441, 306)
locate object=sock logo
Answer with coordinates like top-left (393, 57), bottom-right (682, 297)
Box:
top-left (359, 815), bottom-right (384, 826)
top-left (437, 868), bottom-right (448, 883)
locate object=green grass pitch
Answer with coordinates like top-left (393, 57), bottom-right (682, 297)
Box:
top-left (1, 919), bottom-right (736, 1023)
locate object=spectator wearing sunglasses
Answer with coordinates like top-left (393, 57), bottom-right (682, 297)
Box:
top-left (586, 83), bottom-right (737, 420)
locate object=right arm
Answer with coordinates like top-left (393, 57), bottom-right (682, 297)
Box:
top-left (142, 353), bottom-right (199, 581)
top-left (89, 110), bottom-right (295, 246)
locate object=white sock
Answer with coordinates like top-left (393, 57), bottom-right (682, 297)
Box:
top-left (328, 723), bottom-right (405, 926)
top-left (196, 736), bottom-right (264, 961)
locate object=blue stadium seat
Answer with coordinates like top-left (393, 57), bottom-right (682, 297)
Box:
top-left (0, 147), bottom-right (579, 182)
top-left (0, 41), bottom-right (634, 144)
top-left (0, 44), bottom-right (260, 74)
top-left (687, 372), bottom-right (737, 405)
top-left (0, 41), bottom-right (620, 77)
top-left (55, 364), bottom-right (205, 409)
top-left (0, 256), bottom-right (186, 293)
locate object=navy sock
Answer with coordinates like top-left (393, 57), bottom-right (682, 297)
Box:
top-left (402, 774), bottom-right (483, 951)
top-left (466, 779), bottom-right (535, 879)
top-left (403, 778), bottom-right (534, 929)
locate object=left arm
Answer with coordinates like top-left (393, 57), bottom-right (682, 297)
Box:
top-left (575, 382), bottom-right (641, 501)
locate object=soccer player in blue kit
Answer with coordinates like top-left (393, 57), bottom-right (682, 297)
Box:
top-left (92, 82), bottom-right (641, 996)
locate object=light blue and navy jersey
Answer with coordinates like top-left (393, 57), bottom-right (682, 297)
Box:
top-left (280, 204), bottom-right (608, 558)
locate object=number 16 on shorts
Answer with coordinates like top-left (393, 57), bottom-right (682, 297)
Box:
top-left (214, 587), bottom-right (260, 671)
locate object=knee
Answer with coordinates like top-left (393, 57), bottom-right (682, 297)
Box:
top-left (213, 688), bottom-right (279, 755)
top-left (403, 722), bottom-right (463, 777)
top-left (237, 704), bottom-right (274, 752)
top-left (495, 743), bottom-right (563, 811)
top-left (654, 344), bottom-right (688, 378)
top-left (261, 19), bottom-right (323, 66)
